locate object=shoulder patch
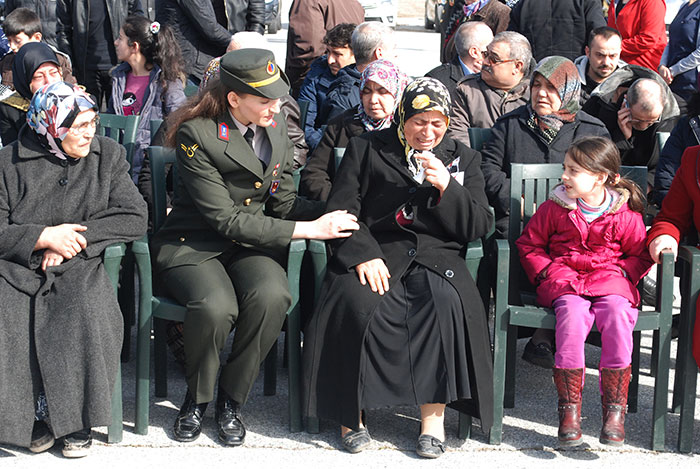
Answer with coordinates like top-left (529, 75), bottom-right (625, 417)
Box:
top-left (218, 122), bottom-right (229, 141)
top-left (180, 143), bottom-right (199, 158)
top-left (270, 119), bottom-right (277, 128)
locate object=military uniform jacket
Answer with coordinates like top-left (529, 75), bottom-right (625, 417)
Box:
top-left (151, 111), bottom-right (320, 272)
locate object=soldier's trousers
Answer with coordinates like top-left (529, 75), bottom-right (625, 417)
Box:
top-left (161, 247), bottom-right (291, 405)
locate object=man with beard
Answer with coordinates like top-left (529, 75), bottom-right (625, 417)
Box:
top-left (575, 26), bottom-right (625, 106)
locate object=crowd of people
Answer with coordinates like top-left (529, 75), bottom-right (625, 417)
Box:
top-left (2, 0), bottom-right (700, 462)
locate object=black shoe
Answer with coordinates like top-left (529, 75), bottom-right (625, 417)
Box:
top-left (522, 339), bottom-right (555, 368)
top-left (30, 420), bottom-right (54, 453)
top-left (641, 276), bottom-right (657, 307)
top-left (341, 428), bottom-right (371, 454)
top-left (416, 434), bottom-right (446, 459)
top-left (61, 428), bottom-right (91, 458)
top-left (173, 391), bottom-right (208, 442)
top-left (215, 389), bottom-right (245, 446)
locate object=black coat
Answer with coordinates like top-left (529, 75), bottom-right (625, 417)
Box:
top-left (56, 0), bottom-right (144, 82)
top-left (425, 58), bottom-right (467, 101)
top-left (155, 0), bottom-right (264, 80)
top-left (320, 63), bottom-right (361, 125)
top-left (508, 0), bottom-right (605, 61)
top-left (6, 0), bottom-right (58, 48)
top-left (299, 108), bottom-right (364, 201)
top-left (0, 93), bottom-right (27, 146)
top-left (480, 105), bottom-right (609, 233)
top-left (0, 130), bottom-right (147, 447)
top-left (303, 128), bottom-right (495, 431)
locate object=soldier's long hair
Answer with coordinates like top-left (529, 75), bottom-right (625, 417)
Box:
top-left (165, 79), bottom-right (230, 147)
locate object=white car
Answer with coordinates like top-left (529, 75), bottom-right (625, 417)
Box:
top-left (359, 0), bottom-right (398, 27)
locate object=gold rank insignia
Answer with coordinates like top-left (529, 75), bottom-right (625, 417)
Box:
top-left (180, 143), bottom-right (199, 158)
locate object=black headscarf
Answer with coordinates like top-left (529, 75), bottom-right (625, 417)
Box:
top-left (12, 42), bottom-right (60, 99)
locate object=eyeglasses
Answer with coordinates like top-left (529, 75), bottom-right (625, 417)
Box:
top-left (68, 115), bottom-right (100, 136)
top-left (483, 51), bottom-right (517, 66)
top-left (624, 101), bottom-right (661, 128)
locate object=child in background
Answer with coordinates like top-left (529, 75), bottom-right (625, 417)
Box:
top-left (108, 15), bottom-right (185, 182)
top-left (516, 136), bottom-right (653, 447)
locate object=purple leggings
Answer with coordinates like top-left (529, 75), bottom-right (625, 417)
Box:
top-left (553, 294), bottom-right (638, 369)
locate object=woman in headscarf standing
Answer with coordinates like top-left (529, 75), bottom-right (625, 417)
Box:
top-left (300, 59), bottom-right (409, 201)
top-left (480, 55), bottom-right (609, 367)
top-left (0, 81), bottom-right (147, 457)
top-left (302, 77), bottom-right (494, 458)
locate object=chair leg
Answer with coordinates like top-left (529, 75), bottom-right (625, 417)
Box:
top-left (504, 325), bottom-right (517, 409)
top-left (264, 340), bottom-right (277, 396)
top-left (650, 329), bottom-right (659, 377)
top-left (457, 412), bottom-right (472, 439)
top-left (286, 308), bottom-right (302, 433)
top-left (306, 416), bottom-right (319, 434)
top-left (119, 251), bottom-right (136, 363)
top-left (154, 318), bottom-right (169, 398)
top-left (628, 331), bottom-right (641, 414)
top-left (108, 365), bottom-right (123, 443)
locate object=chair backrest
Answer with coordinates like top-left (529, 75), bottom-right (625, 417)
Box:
top-left (656, 131), bottom-right (670, 156)
top-left (298, 100), bottom-right (310, 130)
top-left (467, 127), bottom-right (492, 151)
top-left (98, 113), bottom-right (141, 171)
top-left (509, 163), bottom-right (647, 297)
top-left (184, 85), bottom-right (199, 97)
top-left (147, 146), bottom-right (177, 233)
top-left (150, 118), bottom-right (164, 140)
top-left (334, 147), bottom-right (346, 170)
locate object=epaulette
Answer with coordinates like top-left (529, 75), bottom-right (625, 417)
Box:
top-left (1, 91), bottom-right (29, 112)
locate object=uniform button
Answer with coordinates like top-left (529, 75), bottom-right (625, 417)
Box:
top-left (179, 237), bottom-right (185, 242)
top-left (59, 178), bottom-right (68, 186)
top-left (408, 187), bottom-right (417, 194)
top-left (60, 160), bottom-right (68, 167)
top-left (42, 290), bottom-right (49, 296)
top-left (445, 270), bottom-right (454, 278)
top-left (244, 198), bottom-right (252, 206)
top-left (408, 248), bottom-right (416, 257)
top-left (254, 181), bottom-right (262, 189)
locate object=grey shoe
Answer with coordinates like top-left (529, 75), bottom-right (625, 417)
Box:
top-left (29, 421), bottom-right (54, 453)
top-left (61, 429), bottom-right (92, 458)
top-left (416, 434), bottom-right (446, 458)
top-left (341, 428), bottom-right (371, 454)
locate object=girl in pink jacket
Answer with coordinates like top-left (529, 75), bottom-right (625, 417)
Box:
top-left (516, 136), bottom-right (653, 448)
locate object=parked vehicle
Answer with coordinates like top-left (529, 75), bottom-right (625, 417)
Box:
top-left (359, 0), bottom-right (398, 27)
top-left (265, 0), bottom-right (282, 34)
top-left (425, 0), bottom-right (445, 30)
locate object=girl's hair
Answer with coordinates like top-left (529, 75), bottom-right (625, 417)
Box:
top-left (566, 136), bottom-right (646, 214)
top-left (121, 15), bottom-right (184, 90)
top-left (165, 78), bottom-right (230, 147)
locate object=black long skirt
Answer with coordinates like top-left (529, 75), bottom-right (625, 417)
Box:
top-left (359, 264), bottom-right (471, 410)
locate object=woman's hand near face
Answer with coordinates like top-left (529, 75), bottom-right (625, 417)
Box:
top-left (355, 258), bottom-right (391, 295)
top-left (41, 249), bottom-right (64, 271)
top-left (648, 234), bottom-right (678, 263)
top-left (35, 223), bottom-right (88, 258)
top-left (658, 65), bottom-right (674, 84)
top-left (292, 210), bottom-right (360, 240)
top-left (414, 151), bottom-right (451, 195)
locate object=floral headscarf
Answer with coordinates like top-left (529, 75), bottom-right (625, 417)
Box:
top-left (357, 59), bottom-right (409, 132)
top-left (394, 77), bottom-right (451, 177)
top-left (527, 56), bottom-right (581, 144)
top-left (26, 81), bottom-right (98, 160)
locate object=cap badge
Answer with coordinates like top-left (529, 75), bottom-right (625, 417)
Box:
top-left (267, 61), bottom-right (276, 75)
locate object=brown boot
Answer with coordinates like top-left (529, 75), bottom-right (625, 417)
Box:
top-left (599, 366), bottom-right (631, 446)
top-left (553, 367), bottom-right (584, 446)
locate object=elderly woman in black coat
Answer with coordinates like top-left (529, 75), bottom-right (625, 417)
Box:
top-left (303, 77), bottom-right (494, 459)
top-left (0, 81), bottom-right (147, 458)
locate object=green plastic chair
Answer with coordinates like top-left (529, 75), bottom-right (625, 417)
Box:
top-left (184, 85), bottom-right (199, 97)
top-left (671, 245), bottom-right (700, 452)
top-left (334, 147), bottom-right (346, 170)
top-left (490, 163), bottom-right (674, 449)
top-left (97, 114), bottom-right (141, 174)
top-left (656, 131), bottom-right (670, 157)
top-left (298, 100), bottom-right (310, 130)
top-left (467, 127), bottom-right (492, 151)
top-left (131, 145), bottom-right (308, 432)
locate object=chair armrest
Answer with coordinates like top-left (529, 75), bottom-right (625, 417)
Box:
top-left (103, 243), bottom-right (126, 292)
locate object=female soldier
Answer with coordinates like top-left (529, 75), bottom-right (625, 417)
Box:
top-left (151, 48), bottom-right (358, 447)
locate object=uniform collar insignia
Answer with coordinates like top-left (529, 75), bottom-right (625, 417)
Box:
top-left (219, 122), bottom-right (229, 141)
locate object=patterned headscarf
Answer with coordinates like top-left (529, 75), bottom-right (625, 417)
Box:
top-left (463, 0), bottom-right (491, 17)
top-left (527, 56), bottom-right (581, 144)
top-left (394, 77), bottom-right (451, 176)
top-left (26, 81), bottom-right (98, 160)
top-left (357, 59), bottom-right (409, 132)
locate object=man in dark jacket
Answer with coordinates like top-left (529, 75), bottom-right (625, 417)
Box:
top-left (285, 0), bottom-right (364, 97)
top-left (426, 21), bottom-right (493, 100)
top-left (56, 0), bottom-right (144, 108)
top-left (574, 26), bottom-right (625, 106)
top-left (319, 21), bottom-right (396, 126)
top-left (156, 0), bottom-right (264, 85)
top-left (508, 0), bottom-right (605, 61)
top-left (582, 66), bottom-right (680, 188)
